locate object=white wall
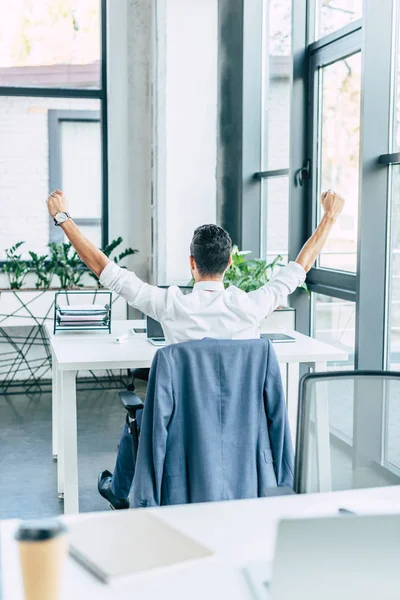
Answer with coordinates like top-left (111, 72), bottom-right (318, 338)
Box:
top-left (155, 0), bottom-right (218, 284)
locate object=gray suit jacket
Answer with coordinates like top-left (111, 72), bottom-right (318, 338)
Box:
top-left (132, 338), bottom-right (294, 507)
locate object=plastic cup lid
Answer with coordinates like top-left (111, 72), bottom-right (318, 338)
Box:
top-left (15, 519), bottom-right (67, 542)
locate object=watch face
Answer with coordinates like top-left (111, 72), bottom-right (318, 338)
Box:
top-left (55, 212), bottom-right (68, 224)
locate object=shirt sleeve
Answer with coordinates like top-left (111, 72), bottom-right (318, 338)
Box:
top-left (99, 261), bottom-right (167, 321)
top-left (247, 261), bottom-right (306, 321)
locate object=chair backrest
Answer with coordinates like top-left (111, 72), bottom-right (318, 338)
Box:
top-left (133, 338), bottom-right (294, 506)
top-left (295, 370), bottom-right (400, 494)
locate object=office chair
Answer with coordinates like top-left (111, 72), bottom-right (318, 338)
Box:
top-left (294, 370), bottom-right (400, 494)
top-left (119, 388), bottom-right (143, 465)
top-left (130, 338), bottom-right (293, 506)
top-left (120, 367), bottom-right (149, 462)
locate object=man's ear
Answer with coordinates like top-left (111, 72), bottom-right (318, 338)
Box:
top-left (226, 256), bottom-right (233, 269)
top-left (189, 255), bottom-right (196, 271)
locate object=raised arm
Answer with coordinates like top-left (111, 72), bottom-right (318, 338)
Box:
top-left (46, 190), bottom-right (167, 321)
top-left (247, 189), bottom-right (344, 319)
top-left (296, 190), bottom-right (344, 272)
top-left (46, 190), bottom-right (109, 277)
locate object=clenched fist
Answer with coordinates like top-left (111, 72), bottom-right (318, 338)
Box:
top-left (46, 189), bottom-right (68, 218)
top-left (321, 190), bottom-right (345, 222)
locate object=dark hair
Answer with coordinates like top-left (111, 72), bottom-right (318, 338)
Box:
top-left (190, 224), bottom-right (232, 276)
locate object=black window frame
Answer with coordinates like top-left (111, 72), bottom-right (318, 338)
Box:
top-left (48, 109), bottom-right (102, 244)
top-left (0, 0), bottom-right (108, 265)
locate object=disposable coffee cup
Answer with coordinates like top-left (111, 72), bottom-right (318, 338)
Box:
top-left (15, 519), bottom-right (68, 600)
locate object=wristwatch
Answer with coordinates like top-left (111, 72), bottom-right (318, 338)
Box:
top-left (53, 212), bottom-right (71, 226)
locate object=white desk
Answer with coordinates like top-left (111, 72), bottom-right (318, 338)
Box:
top-left (2, 486), bottom-right (400, 600)
top-left (45, 320), bottom-right (348, 514)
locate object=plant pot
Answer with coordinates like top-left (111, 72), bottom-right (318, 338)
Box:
top-left (261, 306), bottom-right (296, 333)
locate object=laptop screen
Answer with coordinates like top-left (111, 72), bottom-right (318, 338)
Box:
top-left (146, 316), bottom-right (165, 339)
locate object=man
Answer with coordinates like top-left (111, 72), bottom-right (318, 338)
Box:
top-left (46, 189), bottom-right (344, 508)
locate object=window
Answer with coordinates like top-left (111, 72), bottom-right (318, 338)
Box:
top-left (383, 379), bottom-right (400, 474)
top-left (50, 110), bottom-right (102, 247)
top-left (388, 167), bottom-right (400, 371)
top-left (313, 294), bottom-right (355, 366)
top-left (262, 0), bottom-right (291, 171)
top-left (387, 17), bottom-right (400, 371)
top-left (316, 1), bottom-right (362, 40)
top-left (0, 97), bottom-right (101, 259)
top-left (0, 0), bottom-right (101, 88)
top-left (313, 293), bottom-right (356, 441)
top-left (260, 0), bottom-right (291, 261)
top-left (317, 53), bottom-right (361, 272)
top-left (0, 0), bottom-right (106, 262)
top-left (261, 176), bottom-right (289, 264)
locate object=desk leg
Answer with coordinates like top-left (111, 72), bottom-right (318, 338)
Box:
top-left (57, 370), bottom-right (64, 498)
top-left (279, 363), bottom-right (287, 396)
top-left (51, 352), bottom-right (58, 460)
top-left (61, 370), bottom-right (79, 515)
top-left (313, 361), bottom-right (332, 493)
top-left (286, 363), bottom-right (300, 447)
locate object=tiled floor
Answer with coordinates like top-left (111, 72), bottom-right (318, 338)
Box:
top-left (0, 378), bottom-right (147, 520)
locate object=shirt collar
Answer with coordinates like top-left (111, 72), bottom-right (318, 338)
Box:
top-left (193, 281), bottom-right (225, 292)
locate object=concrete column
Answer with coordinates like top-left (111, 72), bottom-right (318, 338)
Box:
top-left (107, 0), bottom-right (153, 283)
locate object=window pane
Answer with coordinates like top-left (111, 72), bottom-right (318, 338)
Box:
top-left (388, 166), bottom-right (400, 370)
top-left (318, 53), bottom-right (361, 272)
top-left (75, 225), bottom-right (101, 248)
top-left (317, 1), bottom-right (362, 40)
top-left (261, 176), bottom-right (289, 264)
top-left (0, 0), bottom-right (100, 88)
top-left (262, 0), bottom-right (291, 170)
top-left (384, 379), bottom-right (400, 473)
top-left (60, 120), bottom-right (101, 219)
top-left (384, 166), bottom-right (400, 472)
top-left (0, 96), bottom-right (101, 261)
top-left (396, 10), bottom-right (400, 149)
top-left (313, 293), bottom-right (356, 440)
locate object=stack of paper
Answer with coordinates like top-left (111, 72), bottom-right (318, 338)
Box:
top-left (55, 303), bottom-right (110, 329)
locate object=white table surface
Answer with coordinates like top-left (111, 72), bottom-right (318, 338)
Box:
top-left (46, 320), bottom-right (348, 370)
top-left (45, 320), bottom-right (348, 514)
top-left (2, 486), bottom-right (400, 600)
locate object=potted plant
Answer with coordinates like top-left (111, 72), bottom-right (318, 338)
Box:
top-left (28, 251), bottom-right (54, 289)
top-left (188, 246), bottom-right (306, 331)
top-left (88, 236), bottom-right (138, 287)
top-left (224, 248), bottom-right (282, 291)
top-left (224, 247), bottom-right (307, 331)
top-left (47, 242), bottom-right (86, 289)
top-left (0, 237), bottom-right (139, 387)
top-left (2, 242), bottom-right (29, 289)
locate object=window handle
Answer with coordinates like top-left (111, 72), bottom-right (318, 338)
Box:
top-left (295, 159), bottom-right (311, 187)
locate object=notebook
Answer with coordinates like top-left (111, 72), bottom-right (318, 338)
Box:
top-left (260, 333), bottom-right (295, 343)
top-left (69, 511), bottom-right (213, 583)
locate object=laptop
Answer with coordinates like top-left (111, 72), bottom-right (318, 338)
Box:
top-left (244, 513), bottom-right (400, 600)
top-left (146, 316), bottom-right (166, 346)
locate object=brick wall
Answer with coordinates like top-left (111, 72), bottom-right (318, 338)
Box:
top-left (0, 95), bottom-right (99, 261)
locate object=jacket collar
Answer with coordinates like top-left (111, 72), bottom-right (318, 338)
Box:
top-left (193, 281), bottom-right (225, 292)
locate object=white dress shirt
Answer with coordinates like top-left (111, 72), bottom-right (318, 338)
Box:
top-left (100, 261), bottom-right (306, 345)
